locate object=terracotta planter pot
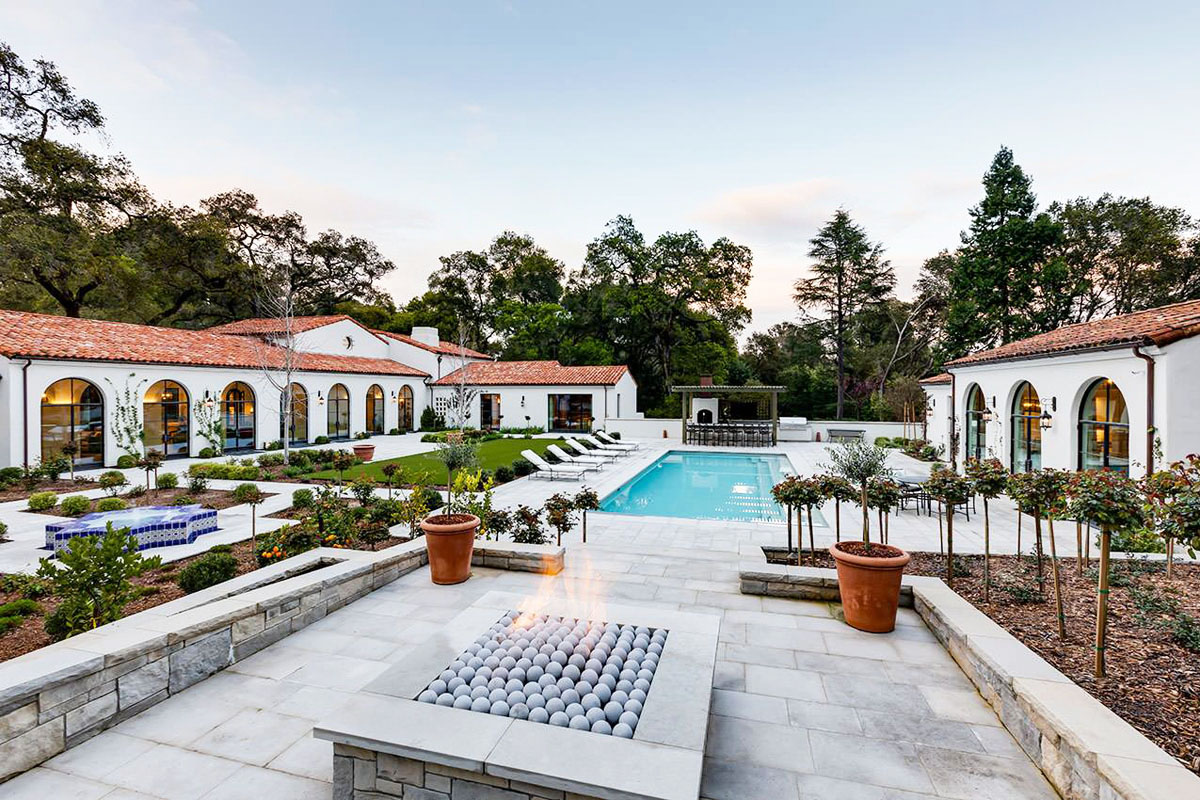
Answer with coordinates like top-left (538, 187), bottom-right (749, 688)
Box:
top-left (421, 513), bottom-right (479, 585)
top-left (829, 541), bottom-right (911, 633)
top-left (352, 443), bottom-right (375, 461)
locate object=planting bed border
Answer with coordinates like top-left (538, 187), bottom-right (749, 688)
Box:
top-left (0, 539), bottom-right (564, 783)
top-left (738, 550), bottom-right (1200, 800)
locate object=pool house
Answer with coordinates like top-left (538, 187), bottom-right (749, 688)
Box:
top-left (921, 298), bottom-right (1200, 477)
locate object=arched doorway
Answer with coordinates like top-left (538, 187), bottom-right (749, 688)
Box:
top-left (327, 384), bottom-right (350, 440)
top-left (1011, 381), bottom-right (1042, 473)
top-left (144, 380), bottom-right (189, 458)
top-left (964, 385), bottom-right (988, 463)
top-left (366, 384), bottom-right (384, 435)
top-left (398, 385), bottom-right (413, 432)
top-left (42, 378), bottom-right (104, 467)
top-left (282, 383), bottom-right (308, 444)
top-left (1079, 379), bottom-right (1130, 474)
top-left (222, 382), bottom-right (256, 451)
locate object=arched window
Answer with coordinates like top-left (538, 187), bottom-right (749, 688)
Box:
top-left (144, 381), bottom-right (189, 458)
top-left (282, 383), bottom-right (308, 444)
top-left (1011, 382), bottom-right (1042, 473)
top-left (1079, 379), bottom-right (1129, 474)
top-left (964, 385), bottom-right (988, 463)
top-left (42, 378), bottom-right (104, 466)
top-left (366, 384), bottom-right (384, 434)
top-left (398, 385), bottom-right (414, 432)
top-left (223, 382), bottom-right (256, 451)
top-left (327, 384), bottom-right (350, 440)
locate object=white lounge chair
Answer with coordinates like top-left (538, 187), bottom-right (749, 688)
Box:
top-left (580, 434), bottom-right (636, 454)
top-left (596, 430), bottom-right (640, 450)
top-left (521, 449), bottom-right (586, 481)
top-left (547, 443), bottom-right (605, 472)
top-left (564, 438), bottom-right (620, 462)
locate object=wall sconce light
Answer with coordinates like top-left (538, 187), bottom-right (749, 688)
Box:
top-left (317, 391), bottom-right (325, 406)
top-left (203, 390), bottom-right (215, 409)
top-left (521, 396), bottom-right (525, 408)
top-left (980, 408), bottom-right (994, 422)
top-left (1040, 408), bottom-right (1053, 430)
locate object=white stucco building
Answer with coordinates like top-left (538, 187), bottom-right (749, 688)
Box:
top-left (0, 310), bottom-right (637, 469)
top-left (920, 299), bottom-right (1200, 478)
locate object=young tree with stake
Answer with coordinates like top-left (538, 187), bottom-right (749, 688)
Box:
top-left (924, 466), bottom-right (972, 588)
top-left (965, 458), bottom-right (1007, 603)
top-left (814, 473), bottom-right (855, 542)
top-left (232, 482), bottom-right (266, 549)
top-left (867, 478), bottom-right (901, 545)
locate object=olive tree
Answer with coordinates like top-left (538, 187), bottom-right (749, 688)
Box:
top-left (825, 441), bottom-right (891, 544)
top-left (965, 458), bottom-right (1008, 602)
top-left (924, 466), bottom-right (972, 588)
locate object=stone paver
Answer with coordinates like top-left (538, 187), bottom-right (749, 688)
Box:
top-left (3, 437), bottom-right (1060, 799)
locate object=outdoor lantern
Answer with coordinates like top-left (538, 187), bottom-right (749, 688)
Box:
top-left (203, 390), bottom-right (215, 409)
top-left (1040, 408), bottom-right (1053, 430)
top-left (317, 391), bottom-right (325, 406)
top-left (980, 408), bottom-right (994, 422)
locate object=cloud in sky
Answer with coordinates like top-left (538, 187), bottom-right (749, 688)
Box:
top-left (696, 179), bottom-right (841, 242)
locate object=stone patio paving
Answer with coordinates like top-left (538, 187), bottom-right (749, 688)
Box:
top-left (4, 534), bottom-right (1059, 799)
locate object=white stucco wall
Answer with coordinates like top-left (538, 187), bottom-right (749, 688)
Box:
top-left (919, 342), bottom-right (1200, 477)
top-left (293, 319), bottom-right (391, 359)
top-left (0, 357), bottom-right (429, 468)
top-left (430, 373), bottom-right (638, 432)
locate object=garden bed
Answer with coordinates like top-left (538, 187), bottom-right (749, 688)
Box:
top-left (27, 487), bottom-right (250, 515)
top-left (764, 547), bottom-right (1200, 772)
top-left (0, 478), bottom-right (94, 504)
top-left (0, 533), bottom-right (413, 664)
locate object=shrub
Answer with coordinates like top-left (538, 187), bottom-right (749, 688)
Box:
top-left (233, 465), bottom-right (261, 481)
top-left (187, 473), bottom-right (209, 494)
top-left (874, 436), bottom-right (893, 448)
top-left (156, 472), bottom-right (178, 490)
top-left (198, 447), bottom-right (216, 459)
top-left (39, 455), bottom-right (70, 481)
top-left (292, 488), bottom-right (315, 509)
top-left (388, 428), bottom-right (401, 435)
top-left (0, 466), bottom-right (23, 484)
top-left (420, 406), bottom-right (444, 431)
top-left (96, 497), bottom-right (128, 512)
top-left (354, 431), bottom-right (370, 440)
top-left (209, 544), bottom-right (233, 553)
top-left (314, 435), bottom-right (330, 445)
top-left (0, 573), bottom-right (49, 599)
top-left (177, 552), bottom-right (238, 593)
top-left (116, 455), bottom-right (137, 469)
top-left (59, 495), bottom-right (91, 516)
top-left (37, 524), bottom-right (162, 640)
top-left (265, 439), bottom-right (283, 451)
top-left (543, 449), bottom-right (562, 464)
top-left (282, 465), bottom-right (308, 478)
top-left (418, 486), bottom-right (445, 511)
top-left (494, 465), bottom-right (515, 484)
top-left (512, 457), bottom-right (535, 477)
top-left (0, 520), bottom-right (7, 541)
top-left (257, 453), bottom-right (284, 467)
top-left (27, 491), bottom-right (59, 512)
top-left (126, 485), bottom-right (146, 499)
top-left (98, 470), bottom-right (128, 496)
top-left (172, 495), bottom-right (195, 506)
top-left (0, 598), bottom-right (41, 618)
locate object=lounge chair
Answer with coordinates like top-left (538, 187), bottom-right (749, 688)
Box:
top-left (580, 434), bottom-right (636, 454)
top-left (546, 444), bottom-right (604, 472)
top-left (521, 449), bottom-right (586, 481)
top-left (564, 438), bottom-right (620, 462)
top-left (596, 430), bottom-right (640, 449)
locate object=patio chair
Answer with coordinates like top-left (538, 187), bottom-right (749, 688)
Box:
top-left (580, 434), bottom-right (636, 454)
top-left (596, 430), bottom-right (640, 450)
top-left (546, 444), bottom-right (605, 472)
top-left (564, 438), bottom-right (620, 462)
top-left (521, 449), bottom-right (586, 481)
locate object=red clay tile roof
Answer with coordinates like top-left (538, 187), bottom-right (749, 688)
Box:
top-left (432, 360), bottom-right (629, 387)
top-left (373, 329), bottom-right (492, 360)
top-left (0, 310), bottom-right (429, 377)
top-left (205, 315), bottom-right (358, 335)
top-left (918, 373), bottom-right (952, 386)
top-left (947, 299), bottom-right (1200, 368)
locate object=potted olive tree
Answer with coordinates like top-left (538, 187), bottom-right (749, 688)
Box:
top-left (420, 440), bottom-right (482, 584)
top-left (825, 441), bottom-right (909, 633)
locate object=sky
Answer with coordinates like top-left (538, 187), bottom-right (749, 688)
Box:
top-left (2, 1), bottom-right (1199, 336)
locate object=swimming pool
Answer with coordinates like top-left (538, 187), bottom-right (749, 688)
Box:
top-left (600, 451), bottom-right (821, 523)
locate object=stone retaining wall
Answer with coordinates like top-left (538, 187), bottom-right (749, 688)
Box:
top-left (0, 538), bottom-right (565, 783)
top-left (333, 743), bottom-right (601, 800)
top-left (738, 554), bottom-right (1200, 800)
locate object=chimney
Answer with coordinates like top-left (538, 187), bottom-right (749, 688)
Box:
top-left (411, 326), bottom-right (440, 348)
top-left (699, 375), bottom-right (714, 387)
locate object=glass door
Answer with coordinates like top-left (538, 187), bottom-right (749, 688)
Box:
top-left (480, 394), bottom-right (501, 430)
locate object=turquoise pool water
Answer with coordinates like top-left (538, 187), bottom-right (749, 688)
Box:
top-left (600, 451), bottom-right (824, 523)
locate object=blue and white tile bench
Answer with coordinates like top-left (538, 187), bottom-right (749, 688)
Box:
top-left (45, 505), bottom-right (218, 553)
top-left (0, 540), bottom-right (565, 783)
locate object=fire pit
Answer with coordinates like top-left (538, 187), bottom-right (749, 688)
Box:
top-left (315, 591), bottom-right (717, 800)
top-left (416, 611), bottom-right (667, 737)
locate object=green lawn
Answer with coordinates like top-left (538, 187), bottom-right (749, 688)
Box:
top-left (310, 437), bottom-right (567, 483)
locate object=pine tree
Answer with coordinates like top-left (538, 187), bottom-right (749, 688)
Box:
top-left (944, 147), bottom-right (1065, 358)
top-left (794, 210), bottom-right (894, 419)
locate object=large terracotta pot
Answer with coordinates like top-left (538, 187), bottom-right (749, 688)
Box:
top-left (829, 541), bottom-right (911, 633)
top-left (420, 513), bottom-right (479, 585)
top-left (352, 443), bottom-right (375, 461)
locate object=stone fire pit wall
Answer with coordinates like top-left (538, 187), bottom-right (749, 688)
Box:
top-left (738, 553), bottom-right (1200, 800)
top-left (0, 540), bottom-right (565, 784)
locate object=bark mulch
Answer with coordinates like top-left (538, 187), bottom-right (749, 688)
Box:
top-left (0, 478), bottom-right (95, 504)
top-left (0, 534), bottom-right (413, 664)
top-left (767, 545), bottom-right (1200, 773)
top-left (27, 487), bottom-right (255, 516)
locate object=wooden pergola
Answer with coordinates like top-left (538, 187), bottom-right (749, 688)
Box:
top-left (670, 384), bottom-right (786, 446)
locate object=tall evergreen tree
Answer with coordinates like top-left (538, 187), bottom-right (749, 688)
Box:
top-left (794, 209), bottom-right (894, 419)
top-left (943, 147), bottom-right (1067, 357)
